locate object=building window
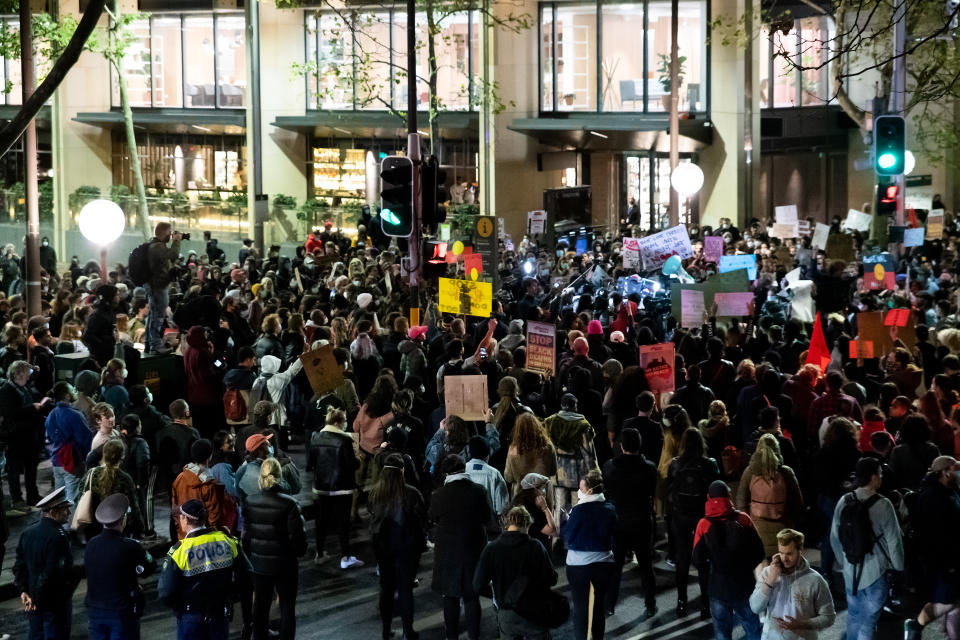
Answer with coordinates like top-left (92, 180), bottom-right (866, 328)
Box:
top-left (764, 16), bottom-right (834, 109)
top-left (111, 131), bottom-right (246, 192)
top-left (305, 9), bottom-right (478, 112)
top-left (0, 18), bottom-right (53, 106)
top-left (110, 12), bottom-right (246, 110)
top-left (539, 0), bottom-right (707, 114)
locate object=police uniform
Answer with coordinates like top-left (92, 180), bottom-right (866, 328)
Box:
top-left (13, 487), bottom-right (79, 640)
top-left (158, 499), bottom-right (252, 640)
top-left (85, 494), bottom-right (151, 640)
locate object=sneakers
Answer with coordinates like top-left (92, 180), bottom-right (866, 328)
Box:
top-left (315, 552), bottom-right (332, 566)
top-left (905, 619), bottom-right (924, 640)
top-left (340, 555), bottom-right (365, 569)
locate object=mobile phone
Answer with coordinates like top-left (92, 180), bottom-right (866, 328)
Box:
top-left (214, 359), bottom-right (224, 368)
top-left (479, 348), bottom-right (487, 357)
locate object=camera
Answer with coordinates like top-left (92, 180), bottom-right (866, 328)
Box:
top-left (180, 232), bottom-right (191, 241)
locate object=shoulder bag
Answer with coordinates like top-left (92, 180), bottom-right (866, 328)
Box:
top-left (71, 470), bottom-right (95, 530)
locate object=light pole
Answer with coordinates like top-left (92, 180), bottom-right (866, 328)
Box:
top-left (78, 199), bottom-right (125, 277)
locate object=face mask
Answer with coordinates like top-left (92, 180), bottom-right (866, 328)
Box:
top-left (41, 241), bottom-right (48, 247)
top-left (121, 369), bottom-right (128, 379)
top-left (267, 445), bottom-right (275, 457)
top-left (146, 391), bottom-right (153, 403)
top-left (577, 489), bottom-right (589, 502)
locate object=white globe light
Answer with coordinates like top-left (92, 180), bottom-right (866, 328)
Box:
top-left (904, 150), bottom-right (916, 175)
top-left (78, 199), bottom-right (125, 246)
top-left (671, 163), bottom-right (704, 198)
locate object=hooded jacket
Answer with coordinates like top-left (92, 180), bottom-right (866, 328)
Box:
top-left (750, 556), bottom-right (836, 640)
top-left (253, 354), bottom-right (303, 427)
top-left (398, 339), bottom-right (427, 383)
top-left (692, 496), bottom-right (764, 601)
top-left (171, 463), bottom-right (238, 539)
top-left (308, 425), bottom-right (358, 495)
top-left (601, 453), bottom-right (657, 532)
top-left (184, 326), bottom-right (219, 406)
top-left (473, 530), bottom-right (557, 610)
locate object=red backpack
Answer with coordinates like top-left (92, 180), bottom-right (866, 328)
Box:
top-left (223, 388), bottom-right (247, 422)
top-left (749, 472), bottom-right (787, 520)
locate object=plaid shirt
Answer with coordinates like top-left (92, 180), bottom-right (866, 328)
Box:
top-left (807, 390), bottom-right (863, 436)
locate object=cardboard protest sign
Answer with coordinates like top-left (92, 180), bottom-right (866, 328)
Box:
top-left (525, 321), bottom-right (556, 376)
top-left (719, 254), bottom-right (757, 281)
top-left (680, 289), bottom-right (705, 328)
top-left (797, 220), bottom-right (811, 236)
top-left (775, 205), bottom-right (799, 224)
top-left (438, 277), bottom-right (493, 317)
top-left (772, 223), bottom-right (798, 239)
top-left (849, 339), bottom-right (875, 359)
top-left (858, 310), bottom-right (917, 357)
top-left (773, 246), bottom-right (793, 267)
top-left (825, 234), bottom-right (856, 262)
top-left (704, 236), bottom-right (723, 263)
top-left (812, 223), bottom-right (830, 250)
top-left (884, 308), bottom-right (910, 327)
top-left (637, 225), bottom-right (694, 270)
top-left (528, 210), bottom-right (547, 235)
top-left (300, 344), bottom-right (344, 395)
top-left (714, 292), bottom-right (754, 317)
top-left (670, 268), bottom-right (752, 324)
top-left (444, 375), bottom-right (489, 421)
top-left (928, 210), bottom-right (945, 240)
top-left (843, 209), bottom-right (872, 232)
top-left (789, 280), bottom-right (815, 323)
top-left (904, 227), bottom-right (925, 247)
top-left (622, 237), bottom-right (641, 270)
top-left (785, 268), bottom-right (801, 285)
top-left (773, 205), bottom-right (799, 238)
top-left (862, 254), bottom-right (895, 291)
top-left (639, 342), bottom-right (675, 394)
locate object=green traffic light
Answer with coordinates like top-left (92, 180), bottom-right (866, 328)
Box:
top-left (877, 152), bottom-right (897, 170)
top-left (381, 209), bottom-right (401, 225)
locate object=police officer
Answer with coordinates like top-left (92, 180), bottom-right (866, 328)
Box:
top-left (86, 493), bottom-right (152, 640)
top-left (158, 499), bottom-right (252, 640)
top-left (13, 486), bottom-right (79, 640)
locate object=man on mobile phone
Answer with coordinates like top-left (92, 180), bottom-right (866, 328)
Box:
top-left (750, 529), bottom-right (836, 638)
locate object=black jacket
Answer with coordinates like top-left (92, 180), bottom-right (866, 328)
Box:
top-left (29, 346), bottom-right (55, 396)
top-left (473, 531), bottom-right (557, 609)
top-left (429, 476), bottom-right (490, 597)
top-left (691, 497), bottom-right (765, 601)
top-left (602, 453), bottom-right (657, 532)
top-left (669, 383), bottom-right (716, 426)
top-left (0, 379), bottom-right (39, 452)
top-left (83, 304), bottom-right (116, 367)
top-left (223, 366), bottom-right (256, 391)
top-left (370, 484), bottom-right (428, 558)
top-left (254, 334), bottom-right (284, 362)
top-left (307, 427), bottom-right (358, 494)
top-left (620, 415), bottom-right (664, 463)
top-left (913, 474), bottom-right (960, 577)
top-left (242, 485), bottom-right (307, 575)
top-left (667, 456), bottom-right (721, 520)
top-left (84, 528), bottom-right (149, 614)
top-left (14, 516), bottom-right (79, 610)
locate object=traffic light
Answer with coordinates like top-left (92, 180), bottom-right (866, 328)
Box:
top-left (876, 175), bottom-right (898, 218)
top-left (874, 115), bottom-right (905, 175)
top-left (379, 156), bottom-right (414, 237)
top-left (420, 155), bottom-right (448, 233)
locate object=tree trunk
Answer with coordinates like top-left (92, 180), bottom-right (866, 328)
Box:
top-left (113, 53), bottom-right (152, 240)
top-left (426, 0), bottom-right (440, 155)
top-left (0, 0), bottom-right (107, 158)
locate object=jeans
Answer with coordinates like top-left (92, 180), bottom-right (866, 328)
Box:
top-left (817, 495), bottom-right (840, 577)
top-left (607, 527), bottom-right (657, 612)
top-left (566, 562), bottom-right (616, 640)
top-left (143, 283), bottom-right (169, 351)
top-left (176, 612), bottom-right (228, 640)
top-left (709, 598), bottom-right (762, 640)
top-left (497, 608), bottom-right (551, 640)
top-left (846, 575), bottom-right (888, 640)
top-left (443, 595), bottom-right (481, 640)
top-left (315, 493), bottom-right (352, 557)
top-left (87, 608), bottom-right (140, 640)
top-left (28, 600), bottom-right (72, 640)
top-left (253, 570), bottom-right (298, 640)
top-left (52, 466), bottom-right (80, 505)
top-left (376, 549), bottom-right (421, 637)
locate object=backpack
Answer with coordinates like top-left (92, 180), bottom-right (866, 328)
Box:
top-left (249, 373), bottom-right (274, 407)
top-left (704, 514), bottom-right (762, 575)
top-left (223, 388), bottom-right (247, 422)
top-left (671, 461), bottom-right (712, 517)
top-left (837, 492), bottom-right (886, 594)
top-left (128, 242), bottom-right (152, 286)
top-left (748, 472), bottom-right (787, 520)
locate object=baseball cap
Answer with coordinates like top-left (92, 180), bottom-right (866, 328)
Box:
top-left (245, 432), bottom-right (274, 453)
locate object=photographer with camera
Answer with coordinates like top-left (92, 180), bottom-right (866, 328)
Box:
top-left (145, 223), bottom-right (183, 354)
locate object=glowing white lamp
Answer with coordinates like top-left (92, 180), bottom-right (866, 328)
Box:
top-left (670, 163), bottom-right (705, 199)
top-left (904, 150), bottom-right (916, 176)
top-left (79, 199), bottom-right (125, 276)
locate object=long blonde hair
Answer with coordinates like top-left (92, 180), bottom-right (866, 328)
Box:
top-left (258, 457), bottom-right (282, 490)
top-left (748, 433), bottom-right (784, 480)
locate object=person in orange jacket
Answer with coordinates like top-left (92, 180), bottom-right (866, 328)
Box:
top-left (171, 438), bottom-right (238, 539)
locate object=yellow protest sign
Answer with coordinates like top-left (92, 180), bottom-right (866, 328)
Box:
top-left (438, 277), bottom-right (493, 317)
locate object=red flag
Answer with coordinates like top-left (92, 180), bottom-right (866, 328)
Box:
top-left (806, 312), bottom-right (831, 372)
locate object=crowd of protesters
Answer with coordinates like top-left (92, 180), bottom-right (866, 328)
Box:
top-left (1, 205), bottom-right (960, 640)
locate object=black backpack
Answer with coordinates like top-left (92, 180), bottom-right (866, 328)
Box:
top-left (128, 242), bottom-right (152, 286)
top-left (837, 492), bottom-right (887, 594)
top-left (671, 461), bottom-right (712, 517)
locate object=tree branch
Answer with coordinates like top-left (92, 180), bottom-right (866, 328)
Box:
top-left (0, 0), bottom-right (107, 158)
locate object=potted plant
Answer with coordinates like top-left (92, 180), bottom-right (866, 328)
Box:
top-left (68, 185), bottom-right (101, 214)
top-left (657, 53), bottom-right (686, 111)
top-left (297, 198), bottom-right (329, 233)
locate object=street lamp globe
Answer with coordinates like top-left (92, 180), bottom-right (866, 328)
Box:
top-left (904, 150), bottom-right (916, 176)
top-left (78, 199), bottom-right (125, 246)
top-left (671, 163), bottom-right (704, 199)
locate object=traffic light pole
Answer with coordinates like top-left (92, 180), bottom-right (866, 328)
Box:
top-left (406, 0), bottom-right (422, 312)
top-left (891, 0), bottom-right (906, 226)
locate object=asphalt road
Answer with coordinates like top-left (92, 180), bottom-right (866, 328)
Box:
top-left (0, 450), bottom-right (943, 639)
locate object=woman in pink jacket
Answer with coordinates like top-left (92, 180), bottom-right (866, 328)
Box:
top-left (353, 374), bottom-right (397, 497)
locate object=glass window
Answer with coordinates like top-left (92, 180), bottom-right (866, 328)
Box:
top-left (306, 15), bottom-right (319, 109)
top-left (391, 12), bottom-right (427, 110)
top-left (555, 4), bottom-right (596, 111)
top-left (115, 18), bottom-right (152, 107)
top-left (601, 3), bottom-right (644, 111)
top-left (216, 15), bottom-right (246, 108)
top-left (355, 12), bottom-right (392, 110)
top-left (317, 14), bottom-right (353, 109)
top-left (541, 7), bottom-right (554, 111)
top-left (800, 16), bottom-right (831, 106)
top-left (5, 23), bottom-right (20, 106)
top-left (184, 16), bottom-right (215, 107)
top-left (433, 13), bottom-right (471, 110)
top-left (471, 11), bottom-right (480, 105)
top-left (772, 26), bottom-right (798, 107)
top-left (647, 1), bottom-right (704, 112)
top-left (151, 16), bottom-right (183, 107)
top-left (758, 28), bottom-right (769, 108)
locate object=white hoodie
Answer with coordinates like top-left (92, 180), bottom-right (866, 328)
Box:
top-left (255, 354), bottom-right (303, 427)
top-left (749, 556), bottom-right (836, 640)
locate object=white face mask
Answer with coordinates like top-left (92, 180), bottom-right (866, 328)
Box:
top-left (121, 369), bottom-right (128, 379)
top-left (577, 489), bottom-right (589, 502)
